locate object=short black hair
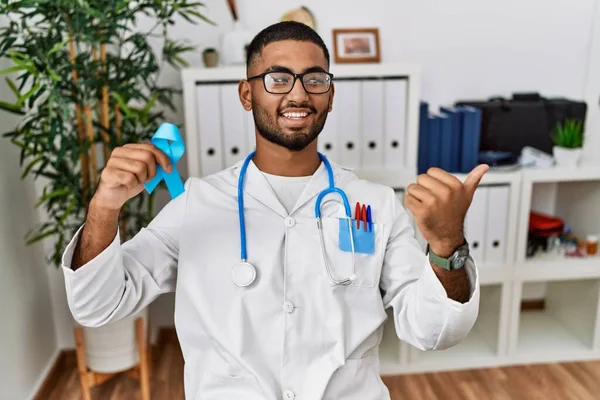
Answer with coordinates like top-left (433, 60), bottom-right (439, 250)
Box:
top-left (245, 21), bottom-right (330, 72)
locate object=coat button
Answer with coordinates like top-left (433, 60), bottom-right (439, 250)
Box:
top-left (283, 390), bottom-right (295, 400)
top-left (285, 217), bottom-right (296, 227)
top-left (283, 301), bottom-right (295, 313)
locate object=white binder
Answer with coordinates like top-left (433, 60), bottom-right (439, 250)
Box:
top-left (484, 185), bottom-right (510, 266)
top-left (361, 80), bottom-right (384, 168)
top-left (384, 79), bottom-right (407, 168)
top-left (318, 100), bottom-right (339, 162)
top-left (220, 83), bottom-right (247, 167)
top-left (196, 84), bottom-right (224, 176)
top-left (335, 81), bottom-right (361, 168)
top-left (464, 186), bottom-right (488, 265)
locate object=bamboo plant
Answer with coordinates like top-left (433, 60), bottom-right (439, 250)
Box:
top-left (0, 0), bottom-right (214, 267)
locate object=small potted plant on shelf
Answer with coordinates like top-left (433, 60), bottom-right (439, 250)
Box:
top-left (551, 119), bottom-right (585, 167)
top-left (203, 47), bottom-right (219, 68)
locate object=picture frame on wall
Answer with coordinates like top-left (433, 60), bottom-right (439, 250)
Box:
top-left (332, 28), bottom-right (381, 63)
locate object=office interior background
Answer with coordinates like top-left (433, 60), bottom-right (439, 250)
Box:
top-left (2, 0), bottom-right (600, 399)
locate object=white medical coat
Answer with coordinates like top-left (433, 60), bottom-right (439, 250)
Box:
top-left (61, 159), bottom-right (480, 400)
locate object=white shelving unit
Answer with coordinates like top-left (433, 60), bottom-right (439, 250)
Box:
top-left (181, 63), bottom-right (600, 375)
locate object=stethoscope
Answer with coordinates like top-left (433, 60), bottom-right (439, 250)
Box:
top-left (231, 151), bottom-right (357, 287)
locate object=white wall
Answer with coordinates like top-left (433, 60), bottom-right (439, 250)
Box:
top-left (33, 0), bottom-right (599, 347)
top-left (0, 61), bottom-right (59, 400)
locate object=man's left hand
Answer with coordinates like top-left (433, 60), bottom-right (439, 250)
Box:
top-left (404, 165), bottom-right (490, 258)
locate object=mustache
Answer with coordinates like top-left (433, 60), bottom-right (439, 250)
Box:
top-left (278, 103), bottom-right (317, 113)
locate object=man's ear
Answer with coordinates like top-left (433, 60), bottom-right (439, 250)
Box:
top-left (239, 80), bottom-right (252, 111)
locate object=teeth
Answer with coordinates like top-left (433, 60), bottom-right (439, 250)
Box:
top-left (283, 112), bottom-right (308, 119)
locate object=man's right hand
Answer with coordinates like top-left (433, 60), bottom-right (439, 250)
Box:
top-left (92, 143), bottom-right (172, 211)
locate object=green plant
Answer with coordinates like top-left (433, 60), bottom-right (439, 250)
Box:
top-left (0, 0), bottom-right (214, 267)
top-left (551, 119), bottom-right (584, 149)
top-left (203, 47), bottom-right (217, 53)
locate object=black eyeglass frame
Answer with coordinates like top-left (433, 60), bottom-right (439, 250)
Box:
top-left (246, 70), bottom-right (335, 94)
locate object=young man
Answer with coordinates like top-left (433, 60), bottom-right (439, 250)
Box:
top-left (62, 21), bottom-right (487, 400)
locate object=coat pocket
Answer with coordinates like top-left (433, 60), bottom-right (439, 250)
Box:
top-left (320, 217), bottom-right (385, 288)
top-left (196, 371), bottom-right (266, 400)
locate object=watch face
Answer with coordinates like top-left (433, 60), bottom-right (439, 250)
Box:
top-left (453, 257), bottom-right (467, 268)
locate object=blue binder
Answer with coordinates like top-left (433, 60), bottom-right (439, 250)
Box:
top-left (457, 106), bottom-right (482, 173)
top-left (440, 106), bottom-right (462, 173)
top-left (418, 102), bottom-right (429, 174)
top-left (438, 113), bottom-right (452, 172)
top-left (428, 114), bottom-right (441, 169)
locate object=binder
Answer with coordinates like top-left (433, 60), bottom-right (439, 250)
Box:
top-left (457, 106), bottom-right (482, 173)
top-left (484, 185), bottom-right (510, 265)
top-left (220, 83), bottom-right (247, 167)
top-left (464, 186), bottom-right (488, 265)
top-left (439, 106), bottom-right (463, 173)
top-left (427, 113), bottom-right (443, 169)
top-left (439, 112), bottom-right (452, 172)
top-left (318, 93), bottom-right (339, 161)
top-left (361, 79), bottom-right (384, 168)
top-left (196, 84), bottom-right (224, 176)
top-left (384, 78), bottom-right (407, 169)
top-left (335, 81), bottom-right (361, 168)
top-left (418, 102), bottom-right (429, 174)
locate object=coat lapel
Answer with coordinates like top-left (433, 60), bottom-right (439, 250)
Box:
top-left (238, 160), bottom-right (288, 218)
top-left (232, 157), bottom-right (348, 218)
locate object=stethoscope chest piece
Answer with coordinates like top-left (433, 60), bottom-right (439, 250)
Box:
top-left (231, 261), bottom-right (257, 287)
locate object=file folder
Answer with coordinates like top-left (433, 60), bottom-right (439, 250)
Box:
top-left (220, 83), bottom-right (247, 167)
top-left (464, 186), bottom-right (488, 265)
top-left (336, 81), bottom-right (361, 168)
top-left (196, 84), bottom-right (224, 176)
top-left (418, 102), bottom-right (429, 174)
top-left (361, 79), bottom-right (384, 168)
top-left (384, 78), bottom-right (408, 169)
top-left (484, 185), bottom-right (510, 265)
top-left (440, 106), bottom-right (463, 173)
top-left (439, 112), bottom-right (452, 172)
top-left (318, 97), bottom-right (339, 161)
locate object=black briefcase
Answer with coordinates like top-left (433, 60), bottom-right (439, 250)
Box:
top-left (455, 93), bottom-right (587, 155)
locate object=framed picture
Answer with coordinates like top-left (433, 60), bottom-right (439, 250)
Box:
top-left (332, 28), bottom-right (381, 63)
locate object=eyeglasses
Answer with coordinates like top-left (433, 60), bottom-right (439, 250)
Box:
top-left (247, 70), bottom-right (334, 94)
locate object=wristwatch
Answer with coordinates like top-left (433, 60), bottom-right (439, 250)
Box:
top-left (426, 240), bottom-right (470, 271)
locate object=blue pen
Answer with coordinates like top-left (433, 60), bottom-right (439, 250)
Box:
top-left (367, 205), bottom-right (372, 232)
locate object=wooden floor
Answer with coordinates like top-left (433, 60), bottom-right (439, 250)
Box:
top-left (43, 330), bottom-right (600, 399)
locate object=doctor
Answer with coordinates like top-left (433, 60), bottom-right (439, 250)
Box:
top-left (62, 21), bottom-right (488, 400)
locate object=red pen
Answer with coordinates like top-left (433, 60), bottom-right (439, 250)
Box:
top-left (361, 204), bottom-right (367, 231)
top-left (355, 202), bottom-right (361, 229)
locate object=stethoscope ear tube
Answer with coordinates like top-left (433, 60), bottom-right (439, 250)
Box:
top-left (235, 151), bottom-right (356, 287)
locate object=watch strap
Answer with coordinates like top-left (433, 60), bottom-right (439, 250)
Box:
top-left (426, 244), bottom-right (452, 270)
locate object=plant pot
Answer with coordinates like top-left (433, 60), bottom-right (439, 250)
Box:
top-left (81, 307), bottom-right (149, 373)
top-left (203, 50), bottom-right (219, 68)
top-left (553, 146), bottom-right (582, 167)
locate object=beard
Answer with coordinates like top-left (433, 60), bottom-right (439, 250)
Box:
top-left (251, 101), bottom-right (328, 152)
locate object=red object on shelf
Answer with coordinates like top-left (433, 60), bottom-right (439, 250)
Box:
top-left (528, 211), bottom-right (564, 237)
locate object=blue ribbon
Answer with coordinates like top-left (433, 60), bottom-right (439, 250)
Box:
top-left (143, 122), bottom-right (186, 199)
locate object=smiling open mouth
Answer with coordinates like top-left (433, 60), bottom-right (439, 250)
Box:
top-left (281, 111), bottom-right (310, 119)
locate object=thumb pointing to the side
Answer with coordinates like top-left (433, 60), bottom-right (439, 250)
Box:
top-left (463, 164), bottom-right (490, 198)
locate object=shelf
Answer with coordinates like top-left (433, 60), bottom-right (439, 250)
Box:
top-left (522, 163), bottom-right (600, 183)
top-left (514, 279), bottom-right (600, 361)
top-left (519, 253), bottom-right (600, 281)
top-left (453, 169), bottom-right (521, 185)
top-left (479, 266), bottom-right (512, 285)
